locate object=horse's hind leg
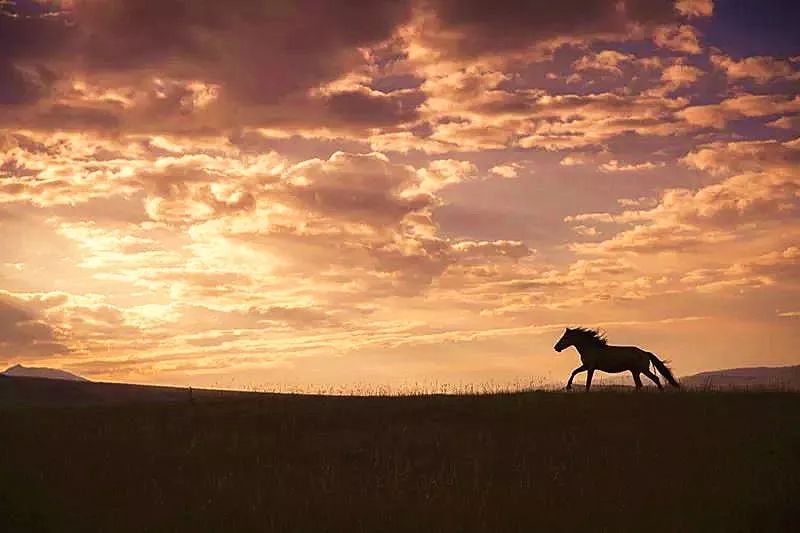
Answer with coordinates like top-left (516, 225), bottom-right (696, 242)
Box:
top-left (631, 371), bottom-right (643, 390)
top-left (643, 369), bottom-right (663, 390)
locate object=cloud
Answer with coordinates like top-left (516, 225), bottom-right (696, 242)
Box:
top-left (0, 0), bottom-right (709, 151)
top-left (711, 53), bottom-right (798, 83)
top-left (367, 131), bottom-right (455, 154)
top-left (489, 164), bottom-right (520, 179)
top-left (681, 247), bottom-right (800, 293)
top-left (416, 159), bottom-right (477, 192)
top-left (600, 160), bottom-right (664, 172)
top-left (0, 0), bottom-right (688, 140)
top-left (675, 0), bottom-right (713, 18)
top-left (30, 0), bottom-right (411, 104)
top-left (660, 62), bottom-right (704, 89)
top-left (571, 225), bottom-right (600, 237)
top-left (0, 0), bottom-right (419, 137)
top-left (419, 0), bottom-right (678, 60)
top-left (111, 148), bottom-right (526, 302)
top-left (136, 150), bottom-right (283, 223)
top-left (4, 135), bottom-right (517, 307)
top-left (322, 87), bottom-right (425, 127)
top-left (54, 221), bottom-right (184, 271)
top-left (0, 2), bottom-right (69, 105)
top-left (681, 139), bottom-right (800, 175)
top-left (570, 221), bottom-right (732, 254)
top-left (247, 305), bottom-right (337, 329)
top-left (677, 94), bottom-right (800, 128)
top-left (410, 57), bottom-right (691, 154)
top-left (0, 131), bottom-right (142, 206)
top-left (282, 152), bottom-right (430, 226)
top-left (0, 131), bottom-right (283, 211)
top-left (560, 155), bottom-right (589, 166)
top-left (572, 50), bottom-right (635, 76)
top-left (450, 240), bottom-right (531, 261)
top-left (653, 24), bottom-right (702, 54)
top-left (417, 89), bottom-right (690, 152)
top-left (0, 292), bottom-right (69, 358)
top-left (676, 104), bottom-right (727, 128)
top-left (768, 116), bottom-right (800, 130)
top-left (569, 138), bottom-right (800, 254)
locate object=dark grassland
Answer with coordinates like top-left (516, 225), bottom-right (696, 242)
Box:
top-left (1, 388), bottom-right (798, 532)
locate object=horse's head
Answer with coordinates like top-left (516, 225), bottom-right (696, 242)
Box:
top-left (554, 326), bottom-right (608, 352)
top-left (553, 328), bottom-right (575, 352)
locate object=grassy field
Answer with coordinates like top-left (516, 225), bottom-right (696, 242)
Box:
top-left (1, 387), bottom-right (798, 532)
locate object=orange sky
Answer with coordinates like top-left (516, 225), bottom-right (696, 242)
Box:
top-left (1, 0), bottom-right (798, 390)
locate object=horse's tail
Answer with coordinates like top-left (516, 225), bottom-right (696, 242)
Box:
top-left (648, 353), bottom-right (680, 388)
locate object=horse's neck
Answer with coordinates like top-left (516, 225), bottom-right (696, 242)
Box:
top-left (575, 342), bottom-right (602, 362)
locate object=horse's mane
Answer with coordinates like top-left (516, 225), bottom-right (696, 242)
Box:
top-left (572, 327), bottom-right (608, 346)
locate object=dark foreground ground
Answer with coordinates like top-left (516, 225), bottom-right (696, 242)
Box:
top-left (1, 378), bottom-right (798, 532)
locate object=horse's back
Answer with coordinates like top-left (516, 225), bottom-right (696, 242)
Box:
top-left (596, 345), bottom-right (649, 372)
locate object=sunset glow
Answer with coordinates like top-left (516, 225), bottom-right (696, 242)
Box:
top-left (1, 0), bottom-right (798, 389)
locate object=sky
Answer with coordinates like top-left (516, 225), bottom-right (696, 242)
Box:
top-left (1, 0), bottom-right (799, 390)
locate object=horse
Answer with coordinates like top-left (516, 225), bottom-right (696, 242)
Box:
top-left (553, 327), bottom-right (680, 391)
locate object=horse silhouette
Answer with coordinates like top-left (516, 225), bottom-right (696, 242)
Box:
top-left (554, 327), bottom-right (680, 390)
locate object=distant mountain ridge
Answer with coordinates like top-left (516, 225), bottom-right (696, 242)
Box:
top-left (1, 364), bottom-right (88, 382)
top-left (0, 373), bottom-right (260, 407)
top-left (681, 365), bottom-right (800, 390)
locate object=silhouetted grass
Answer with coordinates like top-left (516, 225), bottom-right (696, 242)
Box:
top-left (1, 390), bottom-right (798, 532)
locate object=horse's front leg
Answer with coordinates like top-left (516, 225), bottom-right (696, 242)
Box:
top-left (585, 368), bottom-right (595, 391)
top-left (566, 365), bottom-right (586, 390)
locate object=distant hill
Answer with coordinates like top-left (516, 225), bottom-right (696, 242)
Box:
top-left (1, 364), bottom-right (88, 382)
top-left (681, 365), bottom-right (800, 390)
top-left (0, 374), bottom-right (263, 407)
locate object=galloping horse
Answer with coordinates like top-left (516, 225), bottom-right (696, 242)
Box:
top-left (554, 327), bottom-right (680, 390)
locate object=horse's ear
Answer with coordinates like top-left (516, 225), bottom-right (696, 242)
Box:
top-left (565, 327), bottom-right (573, 332)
